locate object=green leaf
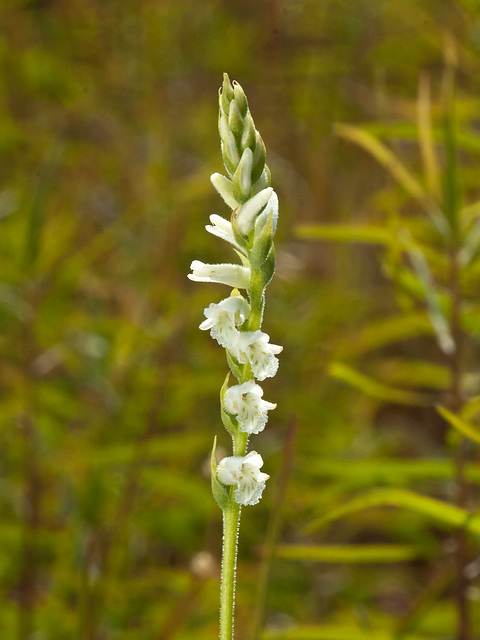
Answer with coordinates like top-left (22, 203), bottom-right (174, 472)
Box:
top-left (306, 458), bottom-right (480, 485)
top-left (305, 488), bottom-right (480, 536)
top-left (263, 623), bottom-right (434, 640)
top-left (360, 120), bottom-right (480, 156)
top-left (295, 224), bottom-right (391, 245)
top-left (374, 358), bottom-right (450, 391)
top-left (437, 405), bottom-right (480, 446)
top-left (441, 56), bottom-right (460, 240)
top-left (417, 74), bottom-right (441, 201)
top-left (277, 543), bottom-right (430, 563)
top-left (329, 362), bottom-right (430, 405)
top-left (336, 312), bottom-right (433, 358)
top-left (460, 394), bottom-right (480, 422)
top-left (405, 241), bottom-right (455, 354)
top-left (23, 142), bottom-right (63, 270)
top-left (334, 123), bottom-right (428, 204)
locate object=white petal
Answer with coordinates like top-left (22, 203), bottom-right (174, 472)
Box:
top-left (216, 452), bottom-right (269, 506)
top-left (199, 317), bottom-right (214, 331)
top-left (206, 214), bottom-right (241, 250)
top-left (200, 296), bottom-right (250, 348)
top-left (235, 331), bottom-right (283, 381)
top-left (217, 456), bottom-right (243, 485)
top-left (188, 261), bottom-right (251, 289)
top-left (223, 380), bottom-right (276, 435)
top-left (243, 451), bottom-right (265, 471)
top-left (234, 451), bottom-right (269, 506)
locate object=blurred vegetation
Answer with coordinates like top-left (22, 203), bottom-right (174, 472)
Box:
top-left (2, 0), bottom-right (480, 638)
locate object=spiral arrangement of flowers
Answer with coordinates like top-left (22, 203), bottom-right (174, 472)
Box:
top-left (188, 73), bottom-right (281, 639)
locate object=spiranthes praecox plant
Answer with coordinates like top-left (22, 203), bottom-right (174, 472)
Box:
top-left (188, 73), bottom-right (281, 640)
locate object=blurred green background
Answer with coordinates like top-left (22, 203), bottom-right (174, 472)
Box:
top-left (2, 0), bottom-right (480, 638)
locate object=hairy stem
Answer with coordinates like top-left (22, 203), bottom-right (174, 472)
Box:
top-left (220, 502), bottom-right (241, 640)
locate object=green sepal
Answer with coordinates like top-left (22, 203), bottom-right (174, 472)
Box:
top-left (250, 209), bottom-right (274, 271)
top-left (220, 373), bottom-right (239, 436)
top-left (250, 167), bottom-right (271, 196)
top-left (226, 349), bottom-right (244, 382)
top-left (220, 74), bottom-right (234, 114)
top-left (231, 218), bottom-right (251, 254)
top-left (233, 80), bottom-right (248, 117)
top-left (222, 131), bottom-right (240, 176)
top-left (232, 148), bottom-right (253, 203)
top-left (258, 245), bottom-right (276, 289)
top-left (251, 133), bottom-right (267, 183)
top-left (211, 436), bottom-right (230, 510)
top-left (241, 117), bottom-right (256, 152)
top-left (228, 101), bottom-right (244, 143)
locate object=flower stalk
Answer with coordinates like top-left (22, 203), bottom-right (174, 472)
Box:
top-left (189, 74), bottom-right (281, 639)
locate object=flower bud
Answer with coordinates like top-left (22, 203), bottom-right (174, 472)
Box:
top-left (251, 168), bottom-right (271, 197)
top-left (241, 117), bottom-right (256, 151)
top-left (222, 130), bottom-right (240, 176)
top-left (232, 80), bottom-right (248, 117)
top-left (228, 101), bottom-right (244, 141)
top-left (220, 73), bottom-right (234, 115)
top-left (218, 110), bottom-right (229, 142)
top-left (251, 132), bottom-right (267, 183)
top-left (231, 187), bottom-right (273, 237)
top-left (210, 174), bottom-right (239, 209)
top-left (232, 148), bottom-right (253, 202)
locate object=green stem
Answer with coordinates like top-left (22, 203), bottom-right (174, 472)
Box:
top-left (220, 501), bottom-right (242, 640)
top-left (247, 281), bottom-right (264, 332)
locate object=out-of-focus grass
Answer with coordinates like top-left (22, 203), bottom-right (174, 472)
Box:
top-left (1, 0), bottom-right (480, 638)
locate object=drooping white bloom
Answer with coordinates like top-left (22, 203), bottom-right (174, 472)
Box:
top-left (216, 451), bottom-right (269, 506)
top-left (199, 296), bottom-right (250, 348)
top-left (205, 214), bottom-right (241, 250)
top-left (188, 260), bottom-right (251, 289)
top-left (223, 380), bottom-right (276, 434)
top-left (232, 187), bottom-right (273, 236)
top-left (234, 330), bottom-right (283, 381)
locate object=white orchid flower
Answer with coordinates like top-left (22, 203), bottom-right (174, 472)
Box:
top-left (234, 330), bottom-right (283, 381)
top-left (188, 260), bottom-right (251, 289)
top-left (199, 296), bottom-right (250, 348)
top-left (216, 451), bottom-right (269, 506)
top-left (223, 380), bottom-right (276, 434)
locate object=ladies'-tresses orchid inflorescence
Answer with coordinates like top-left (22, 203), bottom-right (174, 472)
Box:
top-left (188, 73), bottom-right (281, 640)
top-left (188, 73), bottom-right (281, 507)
